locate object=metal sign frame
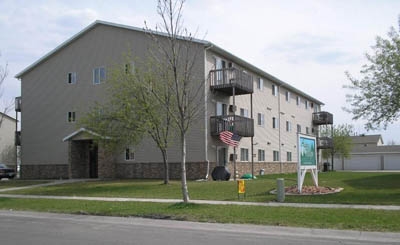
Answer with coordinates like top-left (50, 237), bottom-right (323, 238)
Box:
top-left (297, 134), bottom-right (318, 193)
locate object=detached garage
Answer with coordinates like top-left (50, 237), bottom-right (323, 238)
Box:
top-left (333, 135), bottom-right (400, 171)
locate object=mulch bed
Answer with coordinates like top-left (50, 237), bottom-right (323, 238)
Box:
top-left (284, 185), bottom-right (343, 195)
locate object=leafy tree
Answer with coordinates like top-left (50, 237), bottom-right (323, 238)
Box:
top-left (80, 58), bottom-right (173, 184)
top-left (321, 124), bottom-right (353, 160)
top-left (344, 17), bottom-right (400, 130)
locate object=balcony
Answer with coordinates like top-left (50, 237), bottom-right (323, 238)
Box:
top-left (209, 67), bottom-right (253, 95)
top-left (210, 115), bottom-right (254, 137)
top-left (15, 131), bottom-right (21, 146)
top-left (15, 96), bottom-right (21, 112)
top-left (317, 137), bottom-right (333, 149)
top-left (313, 111), bottom-right (333, 125)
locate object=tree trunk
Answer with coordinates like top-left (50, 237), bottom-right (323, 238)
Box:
top-left (180, 132), bottom-right (190, 202)
top-left (162, 149), bottom-right (169, 184)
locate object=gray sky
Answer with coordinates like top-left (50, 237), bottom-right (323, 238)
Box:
top-left (1, 0), bottom-right (400, 143)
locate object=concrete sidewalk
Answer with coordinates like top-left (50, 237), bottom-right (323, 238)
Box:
top-left (1, 193), bottom-right (400, 211)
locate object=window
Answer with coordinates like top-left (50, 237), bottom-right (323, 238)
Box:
top-left (297, 124), bottom-right (301, 133)
top-left (258, 149), bottom-right (265, 161)
top-left (305, 100), bottom-right (309, 109)
top-left (257, 78), bottom-right (264, 90)
top-left (286, 121), bottom-right (291, 132)
top-left (67, 112), bottom-right (76, 122)
top-left (272, 84), bottom-right (278, 96)
top-left (216, 102), bottom-right (227, 116)
top-left (287, 152), bottom-right (292, 161)
top-left (93, 67), bottom-right (106, 84)
top-left (240, 148), bottom-right (249, 161)
top-left (125, 148), bottom-right (135, 161)
top-left (125, 62), bottom-right (135, 74)
top-left (273, 150), bottom-right (280, 161)
top-left (285, 91), bottom-right (290, 102)
top-left (240, 108), bottom-right (249, 117)
top-left (257, 113), bottom-right (265, 127)
top-left (272, 117), bottom-right (278, 129)
top-left (306, 127), bottom-right (310, 134)
top-left (67, 72), bottom-right (77, 84)
top-left (296, 96), bottom-right (300, 106)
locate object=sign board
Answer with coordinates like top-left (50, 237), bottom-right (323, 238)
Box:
top-left (237, 180), bottom-right (245, 194)
top-left (297, 134), bottom-right (318, 193)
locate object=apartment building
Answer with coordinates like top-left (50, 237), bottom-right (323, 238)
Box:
top-left (15, 20), bottom-right (333, 179)
top-left (0, 112), bottom-right (17, 166)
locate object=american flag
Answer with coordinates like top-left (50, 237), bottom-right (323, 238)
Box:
top-left (219, 131), bottom-right (241, 147)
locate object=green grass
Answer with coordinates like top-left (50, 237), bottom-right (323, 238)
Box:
top-left (6, 172), bottom-right (400, 205)
top-left (0, 197), bottom-right (399, 232)
top-left (0, 180), bottom-right (51, 189)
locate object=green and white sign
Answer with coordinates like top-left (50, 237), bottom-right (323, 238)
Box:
top-left (297, 134), bottom-right (318, 193)
top-left (299, 136), bottom-right (317, 166)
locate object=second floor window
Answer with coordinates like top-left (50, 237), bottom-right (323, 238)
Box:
top-left (305, 100), bottom-right (309, 109)
top-left (258, 113), bottom-right (265, 127)
top-left (296, 96), bottom-right (300, 106)
top-left (67, 72), bottom-right (77, 84)
top-left (93, 67), bottom-right (106, 84)
top-left (306, 127), bottom-right (310, 134)
top-left (286, 121), bottom-right (291, 132)
top-left (272, 117), bottom-right (278, 129)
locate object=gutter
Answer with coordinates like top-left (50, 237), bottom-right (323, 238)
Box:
top-left (204, 44), bottom-right (214, 180)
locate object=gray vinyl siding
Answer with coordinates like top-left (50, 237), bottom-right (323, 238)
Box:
top-left (20, 24), bottom-right (206, 166)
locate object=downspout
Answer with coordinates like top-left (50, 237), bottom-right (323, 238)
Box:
top-left (204, 44), bottom-right (213, 180)
top-left (278, 85), bottom-right (283, 173)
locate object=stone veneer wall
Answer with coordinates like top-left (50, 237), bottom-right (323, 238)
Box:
top-left (20, 164), bottom-right (69, 179)
top-left (226, 162), bottom-right (297, 177)
top-left (97, 146), bottom-right (115, 179)
top-left (116, 161), bottom-right (218, 180)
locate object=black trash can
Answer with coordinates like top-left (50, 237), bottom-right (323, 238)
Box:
top-left (323, 162), bottom-right (329, 172)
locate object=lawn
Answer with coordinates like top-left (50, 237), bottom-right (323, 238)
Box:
top-left (5, 172), bottom-right (400, 205)
top-left (0, 198), bottom-right (399, 232)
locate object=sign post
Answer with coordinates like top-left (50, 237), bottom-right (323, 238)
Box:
top-left (237, 179), bottom-right (246, 199)
top-left (297, 134), bottom-right (318, 193)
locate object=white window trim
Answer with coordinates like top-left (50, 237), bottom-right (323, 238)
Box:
top-left (67, 111), bottom-right (76, 123)
top-left (67, 72), bottom-right (77, 84)
top-left (240, 148), bottom-right (249, 162)
top-left (125, 147), bottom-right (135, 161)
top-left (258, 113), bottom-right (265, 127)
top-left (93, 67), bottom-right (106, 85)
top-left (258, 78), bottom-right (264, 91)
top-left (258, 149), bottom-right (265, 161)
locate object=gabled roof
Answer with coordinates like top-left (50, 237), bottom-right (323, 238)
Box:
top-left (351, 135), bottom-right (383, 145)
top-left (15, 20), bottom-right (324, 105)
top-left (62, 128), bottom-right (110, 142)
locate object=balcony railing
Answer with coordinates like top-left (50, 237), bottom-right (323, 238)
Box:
top-left (317, 137), bottom-right (333, 149)
top-left (209, 67), bottom-right (253, 95)
top-left (210, 115), bottom-right (254, 137)
top-left (15, 96), bottom-right (21, 112)
top-left (313, 111), bottom-right (333, 125)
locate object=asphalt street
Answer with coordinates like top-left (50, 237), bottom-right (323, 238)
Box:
top-left (0, 210), bottom-right (399, 245)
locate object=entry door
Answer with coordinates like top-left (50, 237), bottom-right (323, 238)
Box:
top-left (217, 147), bottom-right (227, 166)
top-left (215, 58), bottom-right (226, 84)
top-left (89, 142), bottom-right (98, 178)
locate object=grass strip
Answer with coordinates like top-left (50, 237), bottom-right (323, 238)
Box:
top-left (6, 172), bottom-right (400, 205)
top-left (0, 197), bottom-right (399, 232)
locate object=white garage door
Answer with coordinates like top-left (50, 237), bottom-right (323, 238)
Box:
top-left (384, 154), bottom-right (400, 170)
top-left (344, 155), bottom-right (381, 170)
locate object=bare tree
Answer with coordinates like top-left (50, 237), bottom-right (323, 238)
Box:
top-left (0, 51), bottom-right (11, 128)
top-left (145, 0), bottom-right (205, 202)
